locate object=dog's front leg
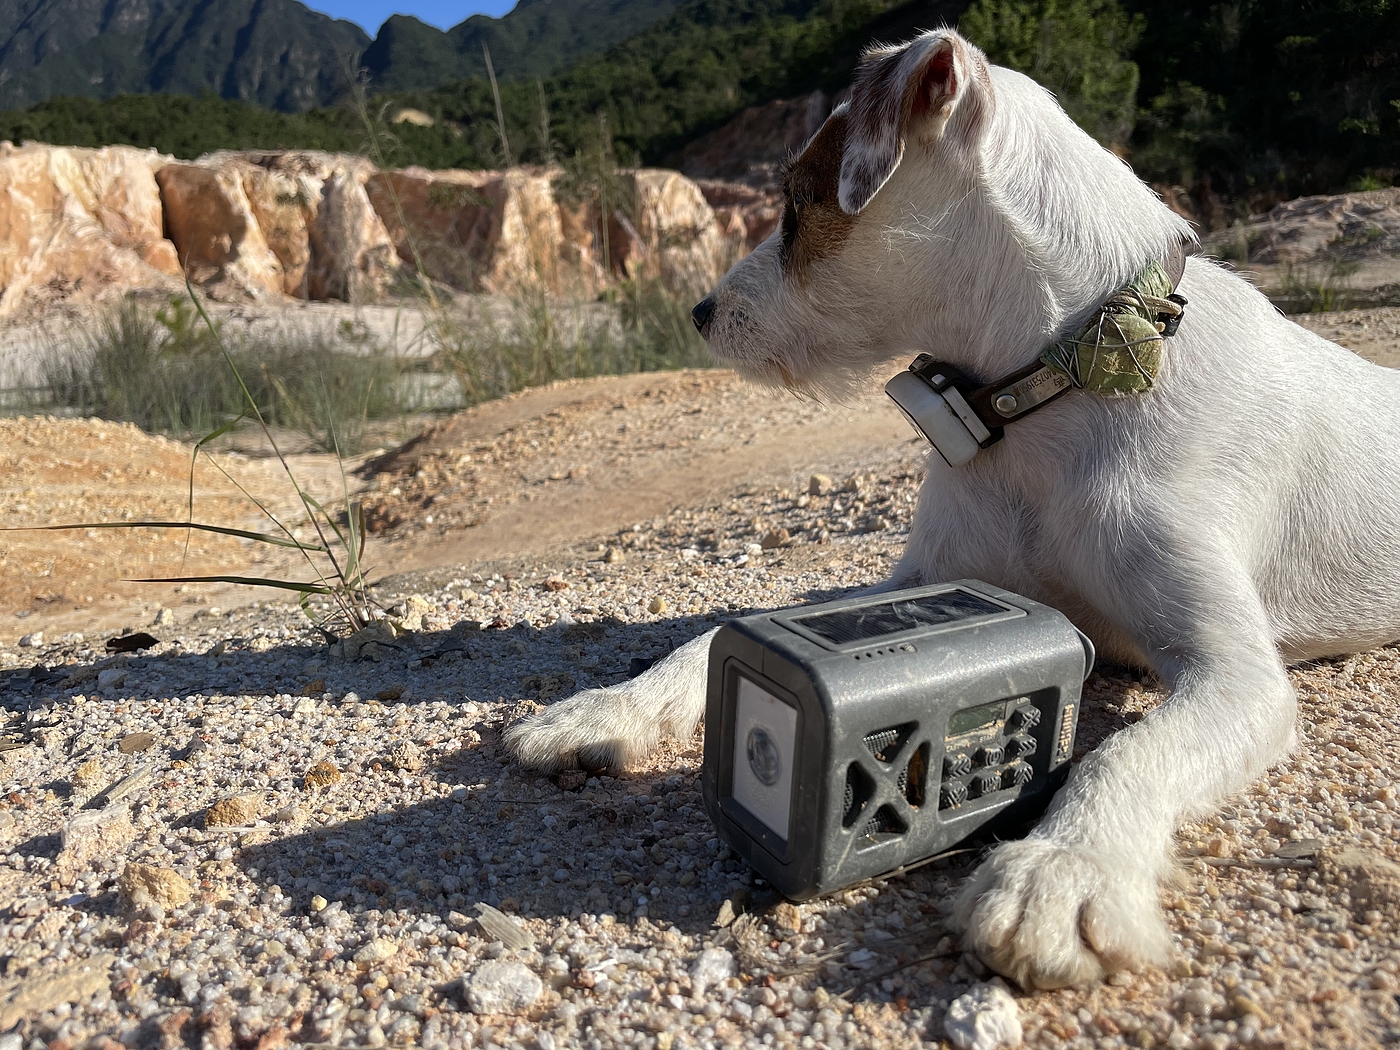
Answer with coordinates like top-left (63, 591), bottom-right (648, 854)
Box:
top-left (505, 575), bottom-right (916, 772)
top-left (952, 571), bottom-right (1297, 989)
top-left (504, 627), bottom-right (720, 772)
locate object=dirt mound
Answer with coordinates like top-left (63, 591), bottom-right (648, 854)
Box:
top-left (0, 370), bottom-right (914, 641)
top-left (0, 417), bottom-right (367, 642)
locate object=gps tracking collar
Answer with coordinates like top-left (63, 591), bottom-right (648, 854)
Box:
top-left (886, 256), bottom-right (1189, 467)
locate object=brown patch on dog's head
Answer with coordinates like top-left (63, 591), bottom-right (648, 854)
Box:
top-left (837, 30), bottom-right (992, 214)
top-left (778, 110), bottom-right (857, 282)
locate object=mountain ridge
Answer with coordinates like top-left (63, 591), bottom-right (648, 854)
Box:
top-left (0, 0), bottom-right (371, 112)
top-left (0, 0), bottom-right (686, 113)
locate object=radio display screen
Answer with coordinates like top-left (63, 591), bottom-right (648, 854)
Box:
top-left (946, 700), bottom-right (1008, 737)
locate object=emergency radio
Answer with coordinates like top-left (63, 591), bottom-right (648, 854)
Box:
top-left (702, 581), bottom-right (1092, 900)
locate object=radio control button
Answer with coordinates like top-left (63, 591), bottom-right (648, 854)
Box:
top-left (1006, 735), bottom-right (1037, 759)
top-left (970, 771), bottom-right (1001, 797)
top-left (940, 782), bottom-right (968, 809)
top-left (976, 744), bottom-right (1004, 767)
top-left (1011, 705), bottom-right (1041, 732)
top-left (943, 753), bottom-right (972, 778)
top-left (1003, 762), bottom-right (1034, 788)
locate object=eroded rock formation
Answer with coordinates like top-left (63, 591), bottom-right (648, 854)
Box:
top-left (0, 142), bottom-right (759, 317)
top-left (0, 143), bottom-right (182, 316)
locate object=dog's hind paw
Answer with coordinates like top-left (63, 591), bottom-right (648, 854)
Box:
top-left (503, 684), bottom-right (659, 773)
top-left (951, 839), bottom-right (1171, 990)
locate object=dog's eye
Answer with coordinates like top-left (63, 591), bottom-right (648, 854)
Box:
top-left (791, 193), bottom-right (807, 210)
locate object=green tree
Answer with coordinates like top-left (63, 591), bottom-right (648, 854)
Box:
top-left (960, 0), bottom-right (1144, 147)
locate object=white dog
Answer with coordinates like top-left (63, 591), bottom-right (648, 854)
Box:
top-left (506, 28), bottom-right (1400, 989)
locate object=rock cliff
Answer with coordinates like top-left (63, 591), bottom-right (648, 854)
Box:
top-left (0, 143), bottom-right (183, 316)
top-left (0, 142), bottom-right (766, 318)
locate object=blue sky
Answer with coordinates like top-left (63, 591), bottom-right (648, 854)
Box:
top-left (306, 1), bottom-right (515, 33)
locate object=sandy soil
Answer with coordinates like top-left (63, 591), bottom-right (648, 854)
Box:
top-left (0, 371), bottom-right (911, 646)
top-left (1, 307), bottom-right (1398, 1049)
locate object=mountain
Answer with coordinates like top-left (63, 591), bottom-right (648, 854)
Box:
top-left (361, 0), bottom-right (687, 92)
top-left (0, 0), bottom-right (688, 113)
top-left (0, 0), bottom-right (373, 113)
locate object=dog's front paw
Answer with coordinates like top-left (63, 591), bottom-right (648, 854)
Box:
top-left (503, 684), bottom-right (657, 773)
top-left (951, 839), bottom-right (1171, 990)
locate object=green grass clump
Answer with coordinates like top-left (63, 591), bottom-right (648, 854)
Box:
top-left (1274, 262), bottom-right (1360, 314)
top-left (41, 296), bottom-right (412, 454)
top-left (439, 277), bottom-right (709, 406)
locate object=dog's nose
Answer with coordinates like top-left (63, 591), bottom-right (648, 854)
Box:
top-left (691, 296), bottom-right (717, 336)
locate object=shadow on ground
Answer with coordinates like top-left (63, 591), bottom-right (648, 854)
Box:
top-left (8, 599), bottom-right (1146, 952)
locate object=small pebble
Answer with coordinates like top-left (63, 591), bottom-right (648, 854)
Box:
top-left (945, 980), bottom-right (1022, 1050)
top-left (465, 961), bottom-right (543, 1015)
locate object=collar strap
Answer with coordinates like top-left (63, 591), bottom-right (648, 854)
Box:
top-left (886, 250), bottom-right (1189, 465)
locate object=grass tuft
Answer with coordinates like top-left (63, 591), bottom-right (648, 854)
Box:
top-left (39, 295), bottom-right (413, 454)
top-left (438, 277), bottom-right (709, 407)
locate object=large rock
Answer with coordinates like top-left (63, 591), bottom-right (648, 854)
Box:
top-left (1239, 188), bottom-right (1400, 265)
top-left (0, 142), bottom-right (182, 316)
top-left (695, 180), bottom-right (783, 253)
top-left (367, 165), bottom-right (734, 297)
top-left (367, 166), bottom-right (597, 297)
top-left (675, 91), bottom-right (831, 187)
top-left (1202, 186), bottom-right (1400, 307)
top-left (0, 142), bottom-right (740, 313)
top-left (627, 169), bottom-right (734, 295)
top-left (156, 161), bottom-right (285, 299)
top-left (159, 151), bottom-right (400, 303)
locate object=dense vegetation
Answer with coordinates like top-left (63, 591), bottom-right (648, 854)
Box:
top-left (0, 93), bottom-right (458, 163)
top-left (1, 0), bottom-right (1396, 211)
top-left (0, 0), bottom-right (686, 112)
top-left (1124, 0), bottom-right (1400, 201)
top-left (360, 0), bottom-right (687, 92)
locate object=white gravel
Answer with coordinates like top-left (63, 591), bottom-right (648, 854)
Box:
top-left (2, 449), bottom-right (1400, 1049)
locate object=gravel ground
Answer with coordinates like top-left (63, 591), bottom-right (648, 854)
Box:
top-left (3, 437), bottom-right (1400, 1049)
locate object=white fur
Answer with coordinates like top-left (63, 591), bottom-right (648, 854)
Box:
top-left (506, 29), bottom-right (1400, 989)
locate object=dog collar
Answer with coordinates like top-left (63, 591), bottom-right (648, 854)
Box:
top-left (886, 253), bottom-right (1188, 466)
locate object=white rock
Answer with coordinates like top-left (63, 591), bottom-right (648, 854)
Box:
top-left (153, 607), bottom-right (176, 626)
top-left (465, 960), bottom-right (543, 1015)
top-left (690, 947), bottom-right (735, 994)
top-left (353, 938), bottom-right (399, 964)
top-left (945, 980), bottom-right (1022, 1050)
top-left (97, 668), bottom-right (127, 690)
top-left (17, 632), bottom-right (42, 648)
top-left (846, 948), bottom-right (878, 969)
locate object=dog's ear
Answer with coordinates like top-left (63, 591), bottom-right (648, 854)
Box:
top-left (838, 30), bottom-right (989, 215)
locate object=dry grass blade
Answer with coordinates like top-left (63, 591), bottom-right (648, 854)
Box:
top-left (3, 521), bottom-right (328, 552)
top-left (837, 942), bottom-right (959, 1000)
top-left (180, 278), bottom-right (378, 634)
top-left (130, 574), bottom-right (336, 594)
top-left (775, 917), bottom-right (949, 981)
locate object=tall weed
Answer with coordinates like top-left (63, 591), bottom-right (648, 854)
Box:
top-left (42, 296), bottom-right (412, 454)
top-left (439, 277), bottom-right (709, 406)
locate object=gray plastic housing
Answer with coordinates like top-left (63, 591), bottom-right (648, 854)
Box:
top-left (702, 580), bottom-right (1094, 901)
